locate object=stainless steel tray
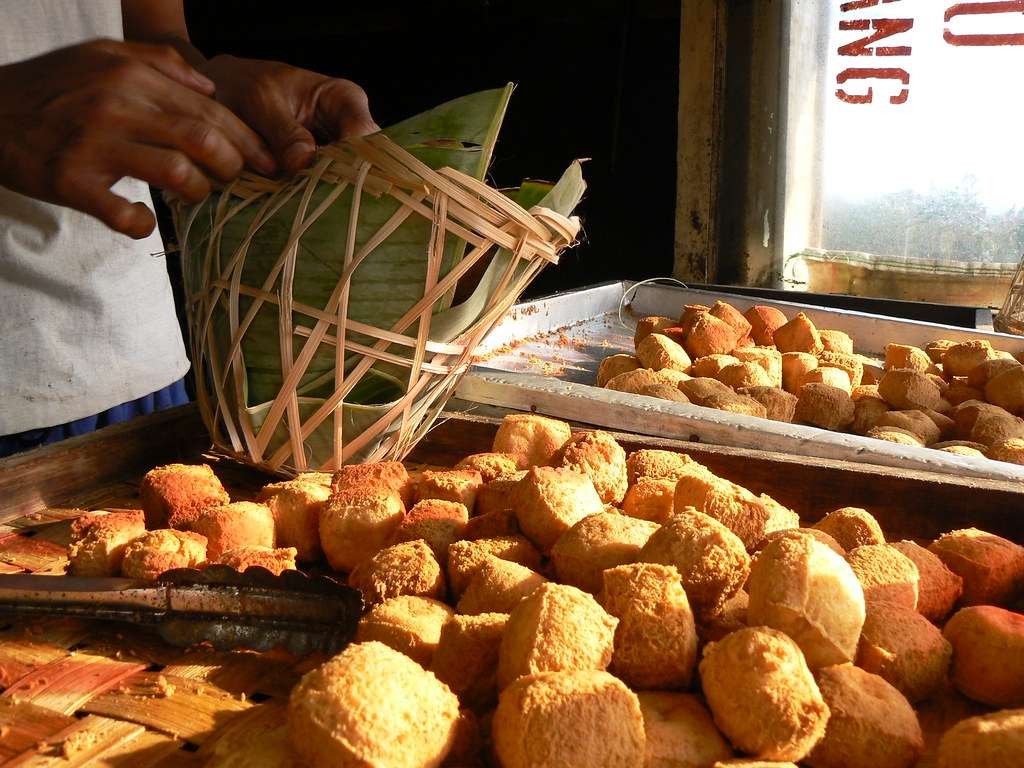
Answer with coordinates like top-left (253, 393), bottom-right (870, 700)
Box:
top-left (457, 281), bottom-right (1024, 482)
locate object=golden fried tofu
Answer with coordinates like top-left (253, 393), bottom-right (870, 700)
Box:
top-left (605, 367), bottom-right (674, 394)
top-left (704, 392), bottom-right (769, 418)
top-left (390, 499), bottom-right (469, 564)
top-left (781, 352), bottom-right (818, 395)
top-left (925, 339), bottom-right (957, 364)
top-left (677, 379), bottom-right (733, 409)
top-left (462, 508), bottom-right (520, 540)
top-left (287, 641), bottom-right (459, 768)
top-left (621, 477), bottom-right (675, 524)
top-left (731, 388), bottom-right (795, 425)
top-left (857, 601), bottom-right (952, 703)
top-left (748, 534), bottom-right (866, 670)
top-left (430, 612), bottom-right (508, 710)
top-left (988, 437), bottom-right (1024, 464)
top-left (969, 410), bottom-right (1024, 447)
top-left (875, 410), bottom-right (941, 444)
top-left (709, 301), bottom-right (753, 340)
top-left (884, 343), bottom-right (936, 374)
top-left (718, 361), bottom-right (773, 390)
top-left (819, 329), bottom-right (854, 355)
top-left (492, 413), bottom-right (572, 469)
top-left (678, 303), bottom-right (711, 333)
top-left (701, 485), bottom-right (800, 552)
top-left (634, 315), bottom-right (676, 347)
top-left (318, 487), bottom-right (405, 572)
top-left (807, 664), bottom-right (923, 768)
top-left (987, 365), bottom-right (1024, 415)
top-left (416, 469), bottom-right (483, 512)
top-left (928, 527), bottom-right (1024, 606)
top-left (497, 583), bottom-right (617, 689)
top-left (794, 383), bottom-right (855, 431)
top-left (922, 408), bottom-right (956, 440)
top-left (188, 501), bottom-right (275, 560)
top-left (446, 535), bottom-right (542, 598)
top-left (878, 369), bottom-right (942, 411)
top-left (935, 709), bottom-right (1024, 768)
top-left (847, 393), bottom-right (888, 436)
top-left (557, 430), bottom-right (628, 505)
top-left (599, 563), bottom-right (697, 689)
top-left (734, 347), bottom-right (783, 387)
top-left (455, 452), bottom-right (519, 483)
top-left (935, 442), bottom-right (987, 458)
top-left (745, 305), bottom-right (788, 346)
top-left (757, 527), bottom-right (846, 557)
top-left (475, 471), bottom-right (526, 517)
top-left (331, 461), bottom-right (413, 508)
top-left (967, 358), bottom-right (1021, 389)
top-left (67, 511), bottom-right (145, 577)
top-left (943, 605), bottom-right (1024, 707)
top-left (699, 627), bottom-right (829, 762)
top-left (121, 529), bottom-right (207, 581)
top-left (597, 354), bottom-right (642, 387)
top-left (846, 544), bottom-right (920, 609)
top-left (685, 313), bottom-right (739, 359)
top-left (818, 351), bottom-right (864, 388)
top-left (691, 354), bottom-right (741, 379)
top-left (942, 339), bottom-right (997, 376)
top-left (639, 507), bottom-right (750, 617)
top-left (773, 312), bottom-right (824, 356)
top-left (213, 545), bottom-right (298, 575)
top-left (457, 557), bottom-right (547, 616)
top-left (493, 670), bottom-right (644, 768)
top-left (626, 448), bottom-right (703, 484)
top-left (259, 479), bottom-right (329, 562)
top-left (348, 539), bottom-right (445, 606)
top-left (865, 426), bottom-right (926, 447)
top-left (812, 506), bottom-right (885, 551)
top-left (889, 540), bottom-right (963, 622)
top-left (799, 366), bottom-right (853, 394)
top-left (354, 595), bottom-right (453, 668)
top-left (638, 692), bottom-right (733, 768)
top-left (139, 463), bottom-right (229, 529)
top-left (511, 467), bottom-right (605, 554)
top-left (637, 383), bottom-right (691, 402)
top-left (637, 333), bottom-right (692, 373)
top-left (550, 512), bottom-right (658, 594)
top-left (946, 379), bottom-right (986, 406)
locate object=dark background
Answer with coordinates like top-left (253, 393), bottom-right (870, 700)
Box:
top-left (180, 0), bottom-right (681, 297)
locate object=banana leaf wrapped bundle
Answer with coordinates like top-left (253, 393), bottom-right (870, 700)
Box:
top-left (173, 85), bottom-right (585, 474)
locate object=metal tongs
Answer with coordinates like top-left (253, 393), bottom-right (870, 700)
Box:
top-left (0, 566), bottom-right (363, 656)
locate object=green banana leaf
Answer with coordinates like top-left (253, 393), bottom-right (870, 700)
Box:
top-left (177, 86), bottom-right (586, 468)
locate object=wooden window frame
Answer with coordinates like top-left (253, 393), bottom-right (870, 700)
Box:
top-left (675, 0), bottom-right (828, 287)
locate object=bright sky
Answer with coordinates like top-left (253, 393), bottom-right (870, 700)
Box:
top-left (824, 0), bottom-right (1024, 212)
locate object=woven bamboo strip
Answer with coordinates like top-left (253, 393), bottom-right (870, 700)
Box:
top-left (0, 699), bottom-right (76, 761)
top-left (82, 673), bottom-right (252, 744)
top-left (2, 652), bottom-right (147, 715)
top-left (178, 130), bottom-right (579, 473)
top-left (194, 701), bottom-right (292, 768)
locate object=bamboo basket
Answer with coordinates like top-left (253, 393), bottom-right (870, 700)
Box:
top-left (173, 88), bottom-right (583, 475)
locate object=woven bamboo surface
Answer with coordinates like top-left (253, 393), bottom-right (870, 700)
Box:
top-left (0, 455), bottom-right (310, 768)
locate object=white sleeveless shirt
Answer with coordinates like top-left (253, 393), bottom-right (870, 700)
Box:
top-left (0, 1), bottom-right (189, 433)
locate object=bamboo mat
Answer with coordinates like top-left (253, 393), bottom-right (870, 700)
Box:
top-left (0, 456), bottom-right (308, 768)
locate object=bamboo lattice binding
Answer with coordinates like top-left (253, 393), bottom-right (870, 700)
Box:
top-left (173, 89), bottom-right (584, 475)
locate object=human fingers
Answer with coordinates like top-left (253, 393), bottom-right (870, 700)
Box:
top-left (314, 78), bottom-right (380, 140)
top-left (109, 140), bottom-right (213, 204)
top-left (58, 175), bottom-right (157, 239)
top-left (91, 39), bottom-right (215, 96)
top-left (142, 74), bottom-right (276, 174)
top-left (123, 113), bottom-right (246, 182)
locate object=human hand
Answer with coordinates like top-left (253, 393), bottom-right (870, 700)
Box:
top-left (203, 55), bottom-right (378, 176)
top-left (0, 39), bottom-right (276, 238)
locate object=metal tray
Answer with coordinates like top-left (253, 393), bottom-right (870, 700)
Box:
top-left (457, 281), bottom-right (1024, 482)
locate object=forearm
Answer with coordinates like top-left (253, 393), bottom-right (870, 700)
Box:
top-left (121, 0), bottom-right (208, 71)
